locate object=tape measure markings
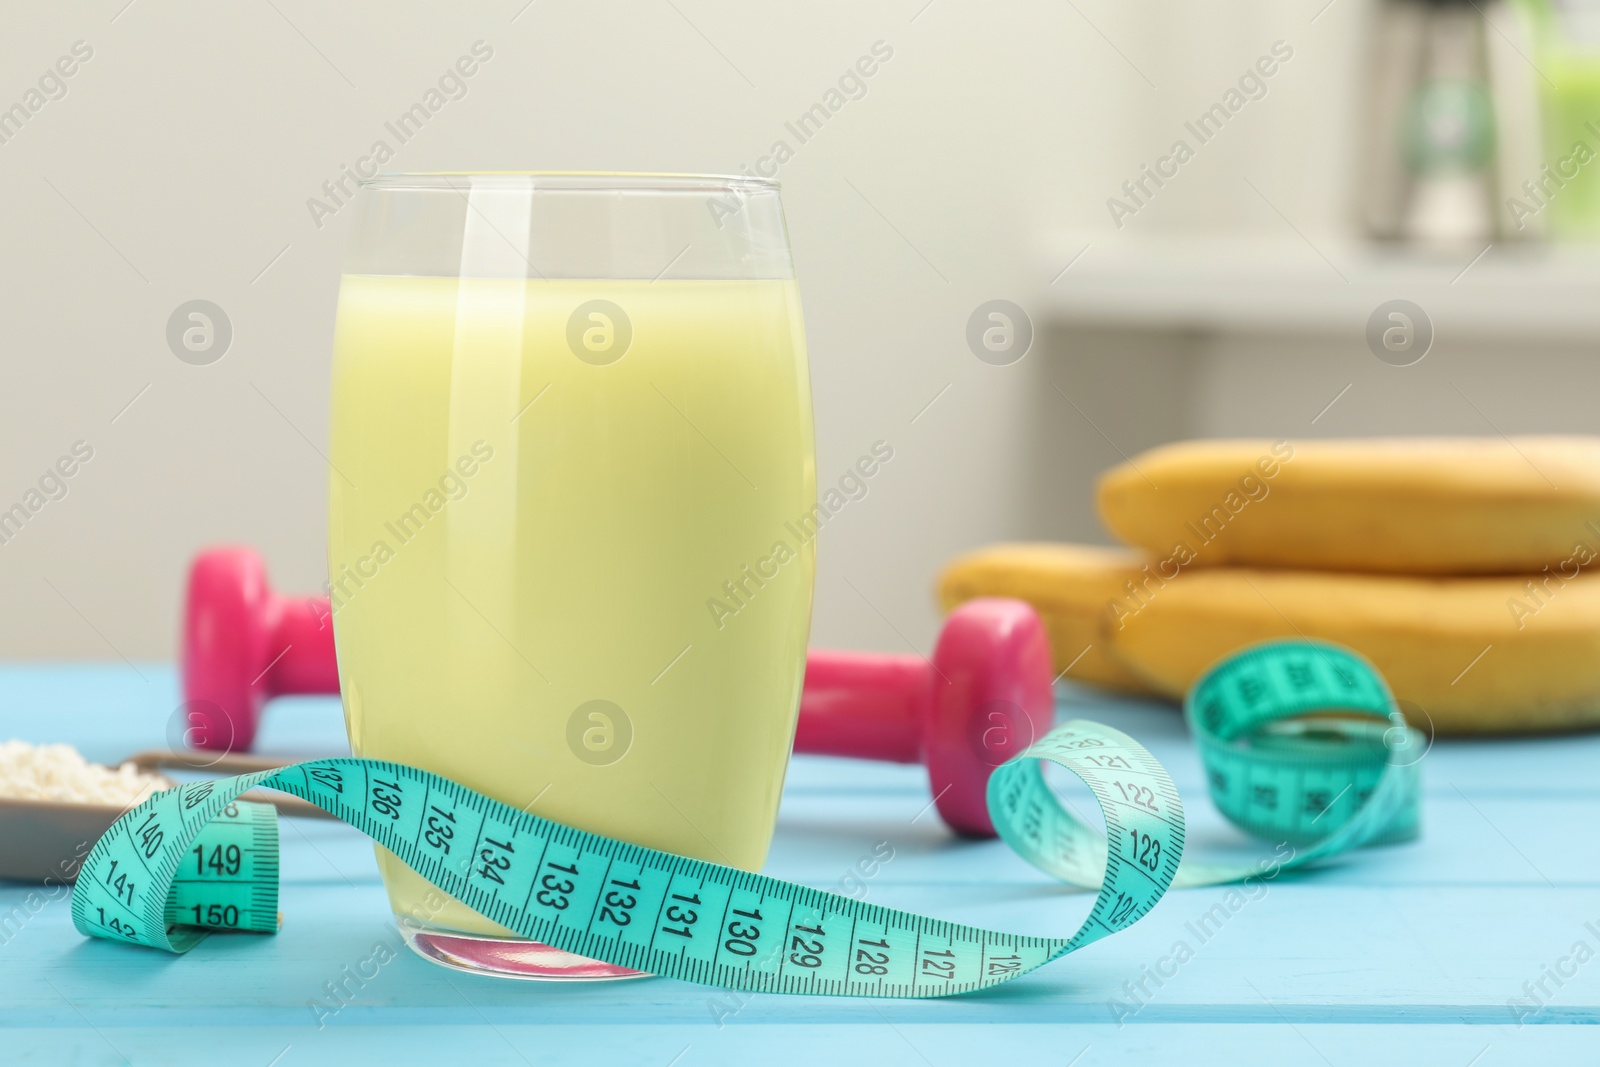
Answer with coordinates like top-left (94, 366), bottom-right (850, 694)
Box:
top-left (1174, 640), bottom-right (1421, 887)
top-left (73, 721), bottom-right (1178, 996)
top-left (72, 639), bottom-right (1421, 998)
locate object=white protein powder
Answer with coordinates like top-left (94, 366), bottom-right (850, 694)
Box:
top-left (0, 740), bottom-right (166, 806)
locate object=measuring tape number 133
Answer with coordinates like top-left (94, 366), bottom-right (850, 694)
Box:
top-left (71, 639), bottom-right (1421, 998)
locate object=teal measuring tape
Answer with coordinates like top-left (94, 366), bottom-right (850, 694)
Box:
top-left (1175, 639), bottom-right (1421, 886)
top-left (71, 640), bottom-right (1422, 997)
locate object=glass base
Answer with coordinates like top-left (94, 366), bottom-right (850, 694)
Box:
top-left (397, 917), bottom-right (652, 981)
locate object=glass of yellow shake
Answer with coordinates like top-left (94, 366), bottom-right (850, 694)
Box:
top-left (327, 173), bottom-right (815, 979)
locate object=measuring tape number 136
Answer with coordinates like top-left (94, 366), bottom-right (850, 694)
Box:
top-left (71, 639), bottom-right (1421, 998)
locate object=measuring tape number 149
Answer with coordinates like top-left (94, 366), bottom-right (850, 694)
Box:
top-left (71, 639), bottom-right (1422, 998)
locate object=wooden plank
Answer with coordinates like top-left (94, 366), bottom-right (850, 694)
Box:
top-left (3, 1022), bottom-right (1589, 1067)
top-left (1, 665), bottom-right (1596, 1062)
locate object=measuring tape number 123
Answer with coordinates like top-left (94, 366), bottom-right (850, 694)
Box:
top-left (72, 639), bottom-right (1421, 998)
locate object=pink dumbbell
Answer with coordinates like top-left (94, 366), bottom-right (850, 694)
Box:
top-left (182, 547), bottom-right (1053, 836)
top-left (182, 547), bottom-right (339, 752)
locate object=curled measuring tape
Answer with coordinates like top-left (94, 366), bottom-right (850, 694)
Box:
top-left (1175, 639), bottom-right (1421, 886)
top-left (71, 639), bottom-right (1422, 997)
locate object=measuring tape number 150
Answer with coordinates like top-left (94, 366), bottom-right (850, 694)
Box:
top-left (71, 640), bottom-right (1421, 998)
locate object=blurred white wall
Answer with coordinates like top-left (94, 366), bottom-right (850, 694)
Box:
top-left (0, 0), bottom-right (1389, 660)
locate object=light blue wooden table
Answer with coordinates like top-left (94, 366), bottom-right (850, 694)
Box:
top-left (2, 665), bottom-right (1596, 1066)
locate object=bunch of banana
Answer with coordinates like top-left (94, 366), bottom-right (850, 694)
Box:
top-left (939, 437), bottom-right (1600, 733)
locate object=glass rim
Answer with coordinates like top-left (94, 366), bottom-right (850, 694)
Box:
top-left (358, 171), bottom-right (780, 192)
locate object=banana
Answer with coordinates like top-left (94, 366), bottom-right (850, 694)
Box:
top-left (1096, 436), bottom-right (1600, 575)
top-left (937, 543), bottom-right (1159, 694)
top-left (940, 542), bottom-right (1600, 733)
top-left (1110, 566), bottom-right (1600, 734)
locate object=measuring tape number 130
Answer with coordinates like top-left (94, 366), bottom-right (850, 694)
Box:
top-left (71, 639), bottom-right (1421, 998)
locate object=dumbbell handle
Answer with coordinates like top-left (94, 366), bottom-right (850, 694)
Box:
top-left (260, 598), bottom-right (340, 695)
top-left (794, 652), bottom-right (927, 765)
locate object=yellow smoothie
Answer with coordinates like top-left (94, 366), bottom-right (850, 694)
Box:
top-left (327, 274), bottom-right (815, 935)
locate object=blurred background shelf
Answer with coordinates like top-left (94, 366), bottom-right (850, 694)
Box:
top-left (1037, 235), bottom-right (1600, 340)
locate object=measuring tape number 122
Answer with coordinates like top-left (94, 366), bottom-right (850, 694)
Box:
top-left (71, 639), bottom-right (1422, 998)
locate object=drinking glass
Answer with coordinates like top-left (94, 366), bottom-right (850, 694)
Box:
top-left (327, 173), bottom-right (815, 979)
